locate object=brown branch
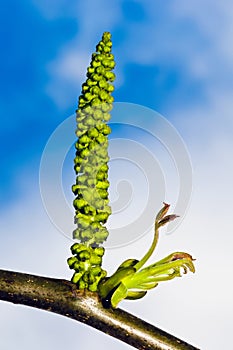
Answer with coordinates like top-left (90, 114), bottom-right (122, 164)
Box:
top-left (0, 269), bottom-right (199, 350)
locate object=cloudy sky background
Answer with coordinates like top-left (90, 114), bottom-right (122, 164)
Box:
top-left (1, 1), bottom-right (233, 349)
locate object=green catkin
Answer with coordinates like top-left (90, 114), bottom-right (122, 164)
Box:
top-left (67, 32), bottom-right (115, 291)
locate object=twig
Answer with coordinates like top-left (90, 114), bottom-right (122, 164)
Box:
top-left (0, 269), bottom-right (199, 350)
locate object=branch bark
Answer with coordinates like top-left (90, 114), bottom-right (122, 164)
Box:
top-left (0, 269), bottom-right (199, 350)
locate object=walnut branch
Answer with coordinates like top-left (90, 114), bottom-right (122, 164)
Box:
top-left (0, 269), bottom-right (199, 350)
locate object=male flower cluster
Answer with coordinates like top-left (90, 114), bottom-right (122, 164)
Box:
top-left (68, 32), bottom-right (115, 291)
top-left (67, 243), bottom-right (106, 291)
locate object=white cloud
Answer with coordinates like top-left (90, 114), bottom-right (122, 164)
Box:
top-left (44, 0), bottom-right (122, 109)
top-left (44, 0), bottom-right (233, 111)
top-left (46, 49), bottom-right (90, 109)
top-left (48, 50), bottom-right (90, 84)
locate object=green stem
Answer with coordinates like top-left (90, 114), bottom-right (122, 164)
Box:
top-left (134, 222), bottom-right (159, 271)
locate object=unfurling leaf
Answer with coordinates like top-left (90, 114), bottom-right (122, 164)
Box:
top-left (155, 202), bottom-right (170, 221)
top-left (157, 214), bottom-right (179, 228)
top-left (98, 203), bottom-right (195, 308)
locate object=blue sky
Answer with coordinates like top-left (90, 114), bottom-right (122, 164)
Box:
top-left (0, 0), bottom-right (211, 204)
top-left (0, 0), bottom-right (228, 205)
top-left (1, 1), bottom-right (233, 349)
